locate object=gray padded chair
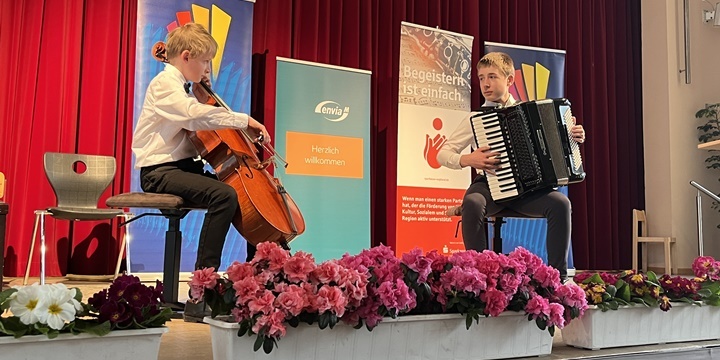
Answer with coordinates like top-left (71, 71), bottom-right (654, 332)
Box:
top-left (23, 152), bottom-right (130, 285)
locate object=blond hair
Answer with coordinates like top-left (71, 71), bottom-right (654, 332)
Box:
top-left (477, 52), bottom-right (514, 78)
top-left (165, 23), bottom-right (218, 59)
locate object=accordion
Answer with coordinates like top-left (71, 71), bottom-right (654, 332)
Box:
top-left (470, 98), bottom-right (585, 202)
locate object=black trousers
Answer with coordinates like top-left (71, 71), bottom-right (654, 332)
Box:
top-left (140, 158), bottom-right (239, 270)
top-left (461, 175), bottom-right (572, 278)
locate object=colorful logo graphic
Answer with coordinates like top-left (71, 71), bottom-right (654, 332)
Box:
top-left (424, 117), bottom-right (447, 169)
top-left (165, 4), bottom-right (232, 81)
top-left (509, 62), bottom-right (551, 102)
top-left (314, 101), bottom-right (350, 122)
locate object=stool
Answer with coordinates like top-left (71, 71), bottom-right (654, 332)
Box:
top-left (445, 205), bottom-right (542, 252)
top-left (106, 192), bottom-right (207, 305)
top-left (632, 209), bottom-right (675, 274)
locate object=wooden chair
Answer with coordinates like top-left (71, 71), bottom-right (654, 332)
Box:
top-left (632, 209), bottom-right (675, 274)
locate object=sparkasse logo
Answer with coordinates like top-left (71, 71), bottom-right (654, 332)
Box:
top-left (315, 101), bottom-right (350, 122)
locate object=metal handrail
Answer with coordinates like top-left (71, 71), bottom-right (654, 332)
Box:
top-left (690, 180), bottom-right (720, 256)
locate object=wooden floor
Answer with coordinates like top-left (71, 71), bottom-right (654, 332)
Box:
top-left (7, 276), bottom-right (720, 360)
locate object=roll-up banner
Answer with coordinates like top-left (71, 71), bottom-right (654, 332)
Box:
top-left (130, 0), bottom-right (254, 272)
top-left (483, 42), bottom-right (575, 271)
top-left (392, 22), bottom-right (474, 257)
top-left (274, 58), bottom-right (372, 262)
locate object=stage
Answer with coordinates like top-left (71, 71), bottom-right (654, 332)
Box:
top-left (8, 276), bottom-right (720, 360)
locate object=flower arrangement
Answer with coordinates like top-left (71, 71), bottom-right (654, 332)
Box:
top-left (573, 255), bottom-right (720, 312)
top-left (190, 242), bottom-right (588, 353)
top-left (0, 275), bottom-right (172, 339)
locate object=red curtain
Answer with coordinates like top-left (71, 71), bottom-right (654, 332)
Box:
top-left (251, 0), bottom-right (645, 271)
top-left (0, 0), bottom-right (137, 277)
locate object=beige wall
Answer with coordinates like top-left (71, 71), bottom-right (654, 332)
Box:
top-left (642, 0), bottom-right (720, 271)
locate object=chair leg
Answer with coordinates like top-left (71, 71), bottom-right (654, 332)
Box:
top-left (632, 238), bottom-right (638, 271)
top-left (641, 243), bottom-right (648, 272)
top-left (23, 212), bottom-right (42, 285)
top-left (664, 239), bottom-right (672, 275)
top-left (40, 211), bottom-right (46, 285)
top-left (114, 213), bottom-right (133, 278)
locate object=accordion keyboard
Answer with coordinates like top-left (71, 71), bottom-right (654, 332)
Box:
top-left (471, 112), bottom-right (519, 201)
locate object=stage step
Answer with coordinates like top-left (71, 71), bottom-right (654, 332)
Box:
top-left (528, 340), bottom-right (720, 360)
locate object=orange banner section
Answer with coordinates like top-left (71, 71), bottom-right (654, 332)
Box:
top-left (285, 131), bottom-right (364, 179)
top-left (394, 186), bottom-right (466, 257)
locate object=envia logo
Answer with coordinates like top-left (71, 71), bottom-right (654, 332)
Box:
top-left (315, 101), bottom-right (350, 122)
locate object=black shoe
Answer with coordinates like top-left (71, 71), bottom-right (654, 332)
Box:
top-left (183, 300), bottom-right (211, 323)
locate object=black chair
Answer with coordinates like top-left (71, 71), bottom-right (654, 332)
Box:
top-left (446, 205), bottom-right (542, 252)
top-left (23, 153), bottom-right (131, 285)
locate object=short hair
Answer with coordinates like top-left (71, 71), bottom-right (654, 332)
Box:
top-left (477, 52), bottom-right (514, 78)
top-left (165, 23), bottom-right (218, 59)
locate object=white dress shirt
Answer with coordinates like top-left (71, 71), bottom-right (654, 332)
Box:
top-left (436, 95), bottom-right (517, 169)
top-left (132, 64), bottom-right (249, 168)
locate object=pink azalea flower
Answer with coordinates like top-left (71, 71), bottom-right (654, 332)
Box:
top-left (533, 265), bottom-right (561, 289)
top-left (481, 288), bottom-right (508, 316)
top-left (248, 290), bottom-right (276, 315)
top-left (509, 247), bottom-right (543, 274)
top-left (188, 267), bottom-right (220, 299)
top-left (225, 262), bottom-right (254, 283)
top-left (275, 287), bottom-right (305, 316)
top-left (547, 302), bottom-right (566, 328)
top-left (233, 276), bottom-right (261, 305)
top-left (525, 296), bottom-right (551, 319)
top-left (267, 245), bottom-right (290, 272)
top-left (312, 261), bottom-right (343, 284)
top-left (283, 252), bottom-right (316, 283)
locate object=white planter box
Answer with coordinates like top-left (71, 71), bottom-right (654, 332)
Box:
top-left (205, 312), bottom-right (552, 360)
top-left (0, 327), bottom-right (168, 360)
top-left (563, 303), bottom-right (720, 350)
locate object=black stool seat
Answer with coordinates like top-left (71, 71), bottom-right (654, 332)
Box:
top-left (106, 192), bottom-right (206, 210)
top-left (106, 192), bottom-right (207, 305)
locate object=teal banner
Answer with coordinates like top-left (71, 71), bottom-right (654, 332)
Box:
top-left (274, 58), bottom-right (371, 261)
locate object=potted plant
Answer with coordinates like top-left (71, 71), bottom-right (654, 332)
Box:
top-left (562, 256), bottom-right (720, 350)
top-left (190, 242), bottom-right (587, 360)
top-left (0, 275), bottom-right (172, 360)
top-left (697, 102), bottom-right (720, 221)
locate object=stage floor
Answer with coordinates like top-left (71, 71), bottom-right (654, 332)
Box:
top-left (8, 276), bottom-right (720, 360)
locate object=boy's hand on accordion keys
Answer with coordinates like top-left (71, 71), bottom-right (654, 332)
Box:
top-left (460, 146), bottom-right (501, 175)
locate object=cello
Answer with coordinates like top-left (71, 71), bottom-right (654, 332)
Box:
top-left (152, 42), bottom-right (305, 249)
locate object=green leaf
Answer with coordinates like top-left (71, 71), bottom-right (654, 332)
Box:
top-left (238, 321), bottom-right (250, 337)
top-left (606, 285), bottom-right (617, 298)
top-left (646, 271), bottom-right (659, 284)
top-left (253, 334), bottom-right (265, 352)
top-left (0, 288), bottom-right (18, 311)
top-left (72, 319), bottom-right (112, 337)
top-left (535, 317), bottom-right (547, 330)
top-left (548, 325), bottom-right (555, 337)
top-left (584, 274), bottom-right (605, 285)
top-left (608, 300), bottom-right (619, 310)
top-left (263, 336), bottom-right (274, 354)
top-left (618, 283), bottom-right (631, 302)
top-left (318, 312), bottom-right (330, 329)
top-left (465, 314), bottom-right (473, 330)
